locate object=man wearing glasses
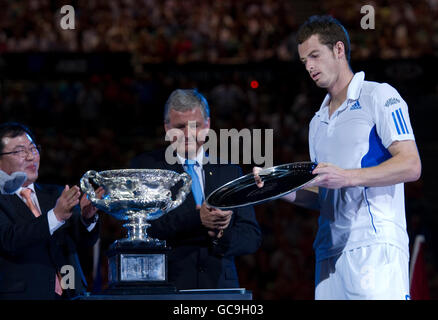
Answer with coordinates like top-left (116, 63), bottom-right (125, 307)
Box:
top-left (0, 122), bottom-right (102, 300)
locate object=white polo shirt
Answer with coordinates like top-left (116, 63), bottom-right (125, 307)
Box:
top-left (309, 71), bottom-right (415, 262)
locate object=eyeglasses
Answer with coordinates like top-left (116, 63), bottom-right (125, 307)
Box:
top-left (0, 145), bottom-right (41, 158)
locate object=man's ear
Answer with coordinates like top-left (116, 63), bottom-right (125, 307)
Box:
top-left (333, 41), bottom-right (346, 60)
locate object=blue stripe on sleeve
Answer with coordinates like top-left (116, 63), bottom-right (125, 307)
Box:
top-left (392, 112), bottom-right (401, 134)
top-left (395, 109), bottom-right (406, 134)
top-left (398, 108), bottom-right (409, 134)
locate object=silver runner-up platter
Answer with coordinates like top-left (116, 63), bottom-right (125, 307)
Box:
top-left (80, 168), bottom-right (191, 294)
top-left (206, 162), bottom-right (317, 209)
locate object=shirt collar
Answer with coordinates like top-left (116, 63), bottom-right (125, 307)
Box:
top-left (315, 71), bottom-right (365, 118)
top-left (346, 71), bottom-right (365, 101)
top-left (16, 183), bottom-right (36, 196)
top-left (177, 147), bottom-right (205, 169)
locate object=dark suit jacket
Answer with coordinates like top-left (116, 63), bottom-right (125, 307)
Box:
top-left (0, 183), bottom-right (99, 300)
top-left (130, 149), bottom-right (262, 290)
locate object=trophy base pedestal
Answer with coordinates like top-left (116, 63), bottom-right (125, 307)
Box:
top-left (106, 239), bottom-right (175, 295)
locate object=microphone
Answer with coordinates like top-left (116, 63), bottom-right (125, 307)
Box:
top-left (0, 171), bottom-right (27, 194)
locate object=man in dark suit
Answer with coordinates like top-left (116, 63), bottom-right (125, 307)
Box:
top-left (0, 122), bottom-right (102, 300)
top-left (130, 89), bottom-right (262, 290)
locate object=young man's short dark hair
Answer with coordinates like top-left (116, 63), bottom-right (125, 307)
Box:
top-left (0, 122), bottom-right (36, 154)
top-left (297, 15), bottom-right (351, 63)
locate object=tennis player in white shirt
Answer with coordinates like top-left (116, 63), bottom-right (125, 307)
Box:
top-left (254, 15), bottom-right (421, 300)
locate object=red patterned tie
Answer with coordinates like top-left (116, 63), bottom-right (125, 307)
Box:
top-left (20, 188), bottom-right (63, 296)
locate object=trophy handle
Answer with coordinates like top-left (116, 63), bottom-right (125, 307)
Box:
top-left (80, 170), bottom-right (101, 204)
top-left (167, 172), bottom-right (192, 212)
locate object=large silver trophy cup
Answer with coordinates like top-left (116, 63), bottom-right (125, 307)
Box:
top-left (80, 169), bottom-right (191, 294)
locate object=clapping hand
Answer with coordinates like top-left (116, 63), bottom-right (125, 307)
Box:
top-left (54, 185), bottom-right (81, 222)
top-left (80, 186), bottom-right (105, 220)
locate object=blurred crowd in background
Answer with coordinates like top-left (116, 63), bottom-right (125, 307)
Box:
top-left (0, 0), bottom-right (437, 299)
top-left (1, 0), bottom-right (438, 65)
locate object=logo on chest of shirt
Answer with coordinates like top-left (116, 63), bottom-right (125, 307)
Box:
top-left (350, 101), bottom-right (361, 110)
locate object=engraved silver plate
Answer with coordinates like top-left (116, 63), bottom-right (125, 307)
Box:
top-left (120, 254), bottom-right (166, 281)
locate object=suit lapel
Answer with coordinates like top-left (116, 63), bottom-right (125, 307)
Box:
top-left (34, 184), bottom-right (56, 216)
top-left (4, 194), bottom-right (37, 220)
top-left (7, 184), bottom-right (54, 220)
top-left (163, 160), bottom-right (184, 174)
top-left (203, 163), bottom-right (218, 200)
